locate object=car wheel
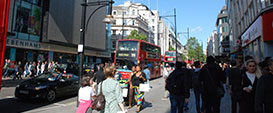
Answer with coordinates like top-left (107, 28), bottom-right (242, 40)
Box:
top-left (46, 90), bottom-right (56, 102)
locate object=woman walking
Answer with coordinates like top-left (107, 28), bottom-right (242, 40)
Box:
top-left (131, 65), bottom-right (146, 112)
top-left (125, 65), bottom-right (136, 108)
top-left (97, 66), bottom-right (127, 113)
top-left (240, 59), bottom-right (262, 113)
top-left (77, 74), bottom-right (95, 113)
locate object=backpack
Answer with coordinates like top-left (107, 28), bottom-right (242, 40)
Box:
top-left (192, 70), bottom-right (201, 88)
top-left (166, 70), bottom-right (184, 95)
top-left (91, 81), bottom-right (105, 111)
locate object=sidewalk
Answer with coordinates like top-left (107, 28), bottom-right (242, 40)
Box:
top-left (23, 77), bottom-right (232, 113)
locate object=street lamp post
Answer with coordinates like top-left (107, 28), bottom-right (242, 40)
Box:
top-left (78, 0), bottom-right (114, 87)
top-left (159, 8), bottom-right (178, 61)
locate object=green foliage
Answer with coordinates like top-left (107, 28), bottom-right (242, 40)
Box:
top-left (185, 37), bottom-right (206, 62)
top-left (169, 45), bottom-right (176, 51)
top-left (127, 30), bottom-right (147, 41)
top-left (181, 54), bottom-right (187, 61)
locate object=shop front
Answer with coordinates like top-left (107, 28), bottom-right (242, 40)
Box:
top-left (5, 38), bottom-right (111, 65)
top-left (241, 16), bottom-right (263, 62)
top-left (241, 9), bottom-right (273, 62)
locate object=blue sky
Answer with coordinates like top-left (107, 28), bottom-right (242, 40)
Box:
top-left (113, 0), bottom-right (226, 51)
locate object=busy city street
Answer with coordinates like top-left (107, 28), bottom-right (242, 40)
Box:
top-left (1, 76), bottom-right (232, 113)
top-left (1, 0), bottom-right (273, 113)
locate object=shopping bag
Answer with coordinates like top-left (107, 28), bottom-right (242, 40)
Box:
top-left (139, 83), bottom-right (150, 92)
top-left (122, 88), bottom-right (128, 97)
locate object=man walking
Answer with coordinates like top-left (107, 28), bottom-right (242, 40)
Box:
top-left (166, 62), bottom-right (190, 113)
top-left (228, 60), bottom-right (242, 113)
top-left (199, 56), bottom-right (226, 113)
top-left (143, 64), bottom-right (151, 85)
top-left (255, 58), bottom-right (273, 113)
top-left (192, 61), bottom-right (205, 113)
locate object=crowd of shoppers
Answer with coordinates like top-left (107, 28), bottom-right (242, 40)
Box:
top-left (164, 55), bottom-right (273, 113)
top-left (2, 59), bottom-right (62, 80)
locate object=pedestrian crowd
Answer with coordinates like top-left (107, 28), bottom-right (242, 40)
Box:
top-left (2, 59), bottom-right (60, 80)
top-left (164, 55), bottom-right (273, 113)
top-left (77, 62), bottom-right (151, 113)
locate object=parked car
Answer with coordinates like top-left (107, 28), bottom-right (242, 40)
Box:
top-left (15, 72), bottom-right (79, 102)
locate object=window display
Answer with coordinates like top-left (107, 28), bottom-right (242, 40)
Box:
top-left (12, 0), bottom-right (43, 41)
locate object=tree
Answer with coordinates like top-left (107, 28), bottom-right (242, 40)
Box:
top-left (181, 54), bottom-right (187, 61)
top-left (127, 30), bottom-right (147, 41)
top-left (185, 37), bottom-right (206, 62)
top-left (169, 45), bottom-right (175, 51)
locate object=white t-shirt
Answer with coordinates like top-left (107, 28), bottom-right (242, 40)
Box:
top-left (246, 72), bottom-right (256, 85)
top-left (78, 86), bottom-right (95, 100)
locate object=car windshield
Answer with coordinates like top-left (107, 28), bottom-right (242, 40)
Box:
top-left (36, 73), bottom-right (59, 81)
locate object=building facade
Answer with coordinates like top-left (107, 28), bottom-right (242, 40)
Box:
top-left (227, 0), bottom-right (273, 62)
top-left (216, 6), bottom-right (230, 56)
top-left (207, 30), bottom-right (219, 57)
top-left (5, 0), bottom-right (110, 67)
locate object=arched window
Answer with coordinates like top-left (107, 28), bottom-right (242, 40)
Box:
top-left (113, 10), bottom-right (117, 15)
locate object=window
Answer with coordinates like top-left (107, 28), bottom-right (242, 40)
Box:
top-left (112, 30), bottom-right (116, 35)
top-left (132, 9), bottom-right (136, 15)
top-left (12, 0), bottom-right (43, 41)
top-left (132, 20), bottom-right (135, 25)
top-left (123, 19), bottom-right (127, 25)
top-left (123, 11), bottom-right (127, 15)
top-left (112, 41), bottom-right (116, 49)
top-left (113, 11), bottom-right (117, 15)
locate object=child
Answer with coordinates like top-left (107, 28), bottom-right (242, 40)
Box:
top-left (77, 74), bottom-right (95, 113)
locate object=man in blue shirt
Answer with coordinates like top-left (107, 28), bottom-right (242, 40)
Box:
top-left (143, 64), bottom-right (151, 85)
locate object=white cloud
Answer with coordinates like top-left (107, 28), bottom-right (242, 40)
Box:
top-left (191, 26), bottom-right (203, 32)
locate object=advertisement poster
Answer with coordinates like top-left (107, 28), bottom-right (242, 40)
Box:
top-left (48, 51), bottom-right (53, 62)
top-left (27, 51), bottom-right (33, 62)
top-left (9, 48), bottom-right (16, 69)
top-left (13, 0), bottom-right (42, 41)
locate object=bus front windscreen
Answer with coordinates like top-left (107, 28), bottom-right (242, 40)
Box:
top-left (165, 51), bottom-right (176, 57)
top-left (117, 41), bottom-right (138, 51)
top-left (116, 41), bottom-right (138, 58)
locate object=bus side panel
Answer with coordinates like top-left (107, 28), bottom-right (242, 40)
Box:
top-left (0, 0), bottom-right (10, 91)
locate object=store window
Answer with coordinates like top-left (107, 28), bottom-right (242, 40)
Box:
top-left (11, 0), bottom-right (43, 42)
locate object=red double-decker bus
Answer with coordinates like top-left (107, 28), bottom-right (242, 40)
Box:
top-left (114, 39), bottom-right (161, 79)
top-left (0, 0), bottom-right (10, 91)
top-left (163, 51), bottom-right (176, 69)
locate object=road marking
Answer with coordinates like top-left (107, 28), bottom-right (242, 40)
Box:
top-left (5, 96), bottom-right (14, 98)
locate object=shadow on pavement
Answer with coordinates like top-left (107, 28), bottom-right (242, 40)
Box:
top-left (0, 95), bottom-right (77, 113)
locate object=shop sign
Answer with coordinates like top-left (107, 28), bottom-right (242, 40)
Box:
top-left (241, 16), bottom-right (262, 47)
top-left (6, 38), bottom-right (41, 49)
top-left (96, 51), bottom-right (110, 57)
top-left (262, 10), bottom-right (273, 42)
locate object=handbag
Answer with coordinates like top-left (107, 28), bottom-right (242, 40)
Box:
top-left (91, 81), bottom-right (105, 111)
top-left (205, 67), bottom-right (225, 97)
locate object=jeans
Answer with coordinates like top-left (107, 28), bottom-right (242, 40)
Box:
top-left (3, 68), bottom-right (9, 77)
top-left (170, 94), bottom-right (185, 113)
top-left (194, 88), bottom-right (205, 113)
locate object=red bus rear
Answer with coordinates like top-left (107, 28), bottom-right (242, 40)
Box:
top-left (114, 39), bottom-right (161, 79)
top-left (164, 51), bottom-right (176, 70)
